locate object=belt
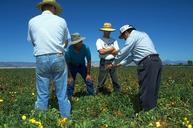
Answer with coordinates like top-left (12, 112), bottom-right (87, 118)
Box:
top-left (138, 54), bottom-right (159, 65)
top-left (36, 53), bottom-right (63, 57)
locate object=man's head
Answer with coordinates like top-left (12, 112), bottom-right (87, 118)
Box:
top-left (37, 0), bottom-right (62, 15)
top-left (119, 25), bottom-right (136, 40)
top-left (100, 23), bottom-right (116, 38)
top-left (71, 33), bottom-right (86, 50)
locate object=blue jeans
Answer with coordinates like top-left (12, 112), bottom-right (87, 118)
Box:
top-left (67, 64), bottom-right (94, 97)
top-left (35, 53), bottom-right (71, 118)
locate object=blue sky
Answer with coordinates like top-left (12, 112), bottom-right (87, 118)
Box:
top-left (0, 0), bottom-right (193, 62)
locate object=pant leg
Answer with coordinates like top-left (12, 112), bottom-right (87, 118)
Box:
top-left (51, 54), bottom-right (71, 118)
top-left (138, 57), bottom-right (162, 111)
top-left (78, 65), bottom-right (94, 95)
top-left (109, 67), bottom-right (121, 92)
top-left (67, 65), bottom-right (78, 97)
top-left (96, 59), bottom-right (108, 93)
top-left (35, 55), bottom-right (51, 110)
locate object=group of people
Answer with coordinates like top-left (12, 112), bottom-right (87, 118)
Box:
top-left (28, 0), bottom-right (162, 118)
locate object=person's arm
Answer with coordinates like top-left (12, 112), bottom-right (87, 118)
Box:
top-left (113, 37), bottom-right (136, 65)
top-left (111, 40), bottom-right (119, 56)
top-left (27, 21), bottom-right (35, 46)
top-left (96, 38), bottom-right (115, 55)
top-left (86, 47), bottom-right (92, 81)
top-left (98, 47), bottom-right (115, 55)
top-left (65, 50), bottom-right (73, 84)
top-left (64, 27), bottom-right (71, 49)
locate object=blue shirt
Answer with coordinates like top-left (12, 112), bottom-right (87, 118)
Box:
top-left (113, 30), bottom-right (157, 65)
top-left (27, 11), bottom-right (71, 56)
top-left (65, 44), bottom-right (91, 65)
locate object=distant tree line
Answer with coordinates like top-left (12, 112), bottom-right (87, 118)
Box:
top-left (178, 60), bottom-right (193, 66)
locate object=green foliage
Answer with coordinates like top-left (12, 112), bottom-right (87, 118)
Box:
top-left (0, 67), bottom-right (193, 127)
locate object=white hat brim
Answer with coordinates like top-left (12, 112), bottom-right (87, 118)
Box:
top-left (70, 37), bottom-right (86, 45)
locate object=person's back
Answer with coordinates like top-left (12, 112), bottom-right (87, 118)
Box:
top-left (129, 30), bottom-right (157, 63)
top-left (28, 10), bottom-right (70, 56)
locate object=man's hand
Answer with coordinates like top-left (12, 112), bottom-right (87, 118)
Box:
top-left (111, 49), bottom-right (118, 56)
top-left (67, 77), bottom-right (74, 85)
top-left (106, 63), bottom-right (121, 70)
top-left (105, 63), bottom-right (113, 70)
top-left (86, 74), bottom-right (92, 81)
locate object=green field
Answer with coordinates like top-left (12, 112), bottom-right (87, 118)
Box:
top-left (0, 66), bottom-right (193, 128)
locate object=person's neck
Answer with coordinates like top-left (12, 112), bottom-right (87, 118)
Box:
top-left (74, 45), bottom-right (82, 52)
top-left (103, 35), bottom-right (110, 38)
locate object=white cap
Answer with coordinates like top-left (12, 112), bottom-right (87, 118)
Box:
top-left (119, 25), bottom-right (134, 39)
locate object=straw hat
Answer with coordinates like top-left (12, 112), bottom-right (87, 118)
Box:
top-left (100, 23), bottom-right (116, 32)
top-left (71, 33), bottom-right (86, 45)
top-left (37, 0), bottom-right (62, 15)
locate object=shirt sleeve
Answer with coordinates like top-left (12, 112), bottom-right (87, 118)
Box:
top-left (64, 27), bottom-right (71, 43)
top-left (86, 46), bottom-right (91, 61)
top-left (113, 40), bottom-right (119, 51)
top-left (113, 36), bottom-right (136, 65)
top-left (96, 39), bottom-right (103, 51)
top-left (27, 22), bottom-right (32, 42)
top-left (119, 54), bottom-right (133, 65)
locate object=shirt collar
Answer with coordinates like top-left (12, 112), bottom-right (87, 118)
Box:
top-left (42, 10), bottom-right (54, 15)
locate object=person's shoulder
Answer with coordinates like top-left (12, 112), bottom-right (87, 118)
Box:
top-left (83, 44), bottom-right (90, 50)
top-left (96, 38), bottom-right (103, 43)
top-left (54, 15), bottom-right (67, 23)
top-left (28, 15), bottom-right (41, 24)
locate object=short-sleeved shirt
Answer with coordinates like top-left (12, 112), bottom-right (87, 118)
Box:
top-left (27, 10), bottom-right (71, 56)
top-left (65, 44), bottom-right (91, 65)
top-left (96, 37), bottom-right (119, 60)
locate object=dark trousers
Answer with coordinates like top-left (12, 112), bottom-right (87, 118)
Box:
top-left (96, 59), bottom-right (121, 93)
top-left (137, 54), bottom-right (162, 111)
top-left (67, 64), bottom-right (94, 97)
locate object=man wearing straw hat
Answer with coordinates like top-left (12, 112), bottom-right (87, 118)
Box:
top-left (65, 33), bottom-right (94, 97)
top-left (27, 0), bottom-right (71, 118)
top-left (96, 23), bottom-right (121, 94)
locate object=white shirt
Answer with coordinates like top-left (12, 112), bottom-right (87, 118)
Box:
top-left (27, 10), bottom-right (71, 56)
top-left (113, 30), bottom-right (157, 65)
top-left (96, 37), bottom-right (119, 60)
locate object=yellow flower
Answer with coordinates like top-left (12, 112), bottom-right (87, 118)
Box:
top-left (32, 93), bottom-right (35, 96)
top-left (58, 118), bottom-right (68, 126)
top-left (38, 125), bottom-right (43, 128)
top-left (149, 123), bottom-right (153, 126)
top-left (0, 99), bottom-right (3, 102)
top-left (29, 118), bottom-right (36, 124)
top-left (184, 117), bottom-right (188, 121)
top-left (156, 121), bottom-right (161, 128)
top-left (188, 124), bottom-right (192, 128)
top-left (22, 115), bottom-right (27, 120)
